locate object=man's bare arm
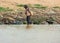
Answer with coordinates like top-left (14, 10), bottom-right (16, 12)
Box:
top-left (25, 10), bottom-right (27, 15)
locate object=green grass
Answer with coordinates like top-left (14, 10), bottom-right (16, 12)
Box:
top-left (34, 4), bottom-right (42, 7)
top-left (34, 6), bottom-right (47, 9)
top-left (17, 4), bottom-right (33, 7)
top-left (33, 4), bottom-right (42, 9)
top-left (16, 4), bottom-right (47, 10)
top-left (0, 7), bottom-right (13, 12)
top-left (33, 4), bottom-right (47, 9)
top-left (0, 7), bottom-right (6, 12)
top-left (53, 6), bottom-right (60, 9)
top-left (17, 4), bottom-right (25, 7)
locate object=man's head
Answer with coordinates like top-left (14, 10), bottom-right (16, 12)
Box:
top-left (24, 5), bottom-right (28, 9)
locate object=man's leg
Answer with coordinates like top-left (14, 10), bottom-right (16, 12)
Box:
top-left (26, 16), bottom-right (31, 24)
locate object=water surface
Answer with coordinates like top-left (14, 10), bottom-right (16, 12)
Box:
top-left (0, 25), bottom-right (60, 43)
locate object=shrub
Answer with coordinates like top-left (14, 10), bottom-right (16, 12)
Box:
top-left (23, 21), bottom-right (27, 24)
top-left (46, 17), bottom-right (55, 24)
top-left (6, 7), bottom-right (13, 11)
top-left (31, 16), bottom-right (46, 24)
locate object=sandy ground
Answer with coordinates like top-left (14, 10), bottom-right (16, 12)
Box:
top-left (0, 25), bottom-right (60, 43)
top-left (0, 0), bottom-right (60, 9)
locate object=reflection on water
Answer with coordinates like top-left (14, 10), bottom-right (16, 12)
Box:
top-left (26, 24), bottom-right (33, 29)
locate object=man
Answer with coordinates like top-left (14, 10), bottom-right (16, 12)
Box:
top-left (24, 5), bottom-right (32, 24)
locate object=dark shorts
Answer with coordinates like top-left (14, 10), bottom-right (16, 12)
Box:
top-left (26, 16), bottom-right (31, 24)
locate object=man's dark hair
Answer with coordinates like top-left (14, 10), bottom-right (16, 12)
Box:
top-left (24, 5), bottom-right (28, 9)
